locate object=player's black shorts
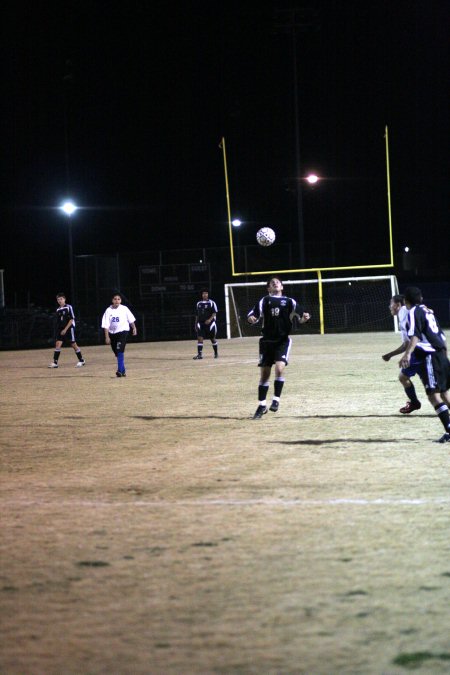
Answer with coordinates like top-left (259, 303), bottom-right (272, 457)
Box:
top-left (196, 321), bottom-right (217, 340)
top-left (55, 326), bottom-right (76, 344)
top-left (415, 349), bottom-right (450, 393)
top-left (258, 337), bottom-right (292, 367)
top-left (109, 331), bottom-right (129, 355)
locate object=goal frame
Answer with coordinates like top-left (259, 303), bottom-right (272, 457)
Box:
top-left (224, 274), bottom-right (399, 338)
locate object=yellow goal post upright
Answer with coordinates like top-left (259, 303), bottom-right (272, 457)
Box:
top-left (221, 127), bottom-right (397, 337)
top-left (220, 126), bottom-right (395, 279)
top-left (224, 274), bottom-right (400, 339)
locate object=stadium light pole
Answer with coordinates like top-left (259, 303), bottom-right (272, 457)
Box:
top-left (274, 7), bottom-right (319, 269)
top-left (60, 201), bottom-right (77, 303)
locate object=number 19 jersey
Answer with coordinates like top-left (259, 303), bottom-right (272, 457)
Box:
top-left (248, 295), bottom-right (301, 341)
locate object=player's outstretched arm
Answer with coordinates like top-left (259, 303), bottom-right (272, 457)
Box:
top-left (382, 341), bottom-right (408, 361)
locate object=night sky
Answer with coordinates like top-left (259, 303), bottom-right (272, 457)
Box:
top-left (2, 0), bottom-right (449, 306)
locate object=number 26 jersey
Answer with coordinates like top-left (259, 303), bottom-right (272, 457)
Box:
top-left (101, 305), bottom-right (136, 333)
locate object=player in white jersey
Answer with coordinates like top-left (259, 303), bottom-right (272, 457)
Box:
top-left (48, 292), bottom-right (85, 369)
top-left (101, 293), bottom-right (137, 377)
top-left (382, 294), bottom-right (421, 413)
top-left (193, 290), bottom-right (218, 359)
top-left (400, 287), bottom-right (450, 443)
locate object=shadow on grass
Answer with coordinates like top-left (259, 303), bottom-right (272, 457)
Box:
top-left (132, 414), bottom-right (436, 421)
top-left (274, 438), bottom-right (417, 446)
top-left (133, 415), bottom-right (245, 421)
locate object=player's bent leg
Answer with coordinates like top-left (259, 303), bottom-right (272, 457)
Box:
top-left (427, 391), bottom-right (450, 438)
top-left (399, 371), bottom-right (421, 412)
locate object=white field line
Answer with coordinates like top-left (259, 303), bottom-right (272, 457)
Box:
top-left (3, 497), bottom-right (450, 507)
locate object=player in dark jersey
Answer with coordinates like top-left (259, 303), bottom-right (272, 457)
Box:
top-left (382, 294), bottom-right (422, 413)
top-left (247, 277), bottom-right (310, 419)
top-left (48, 293), bottom-right (85, 368)
top-left (400, 287), bottom-right (450, 442)
top-left (193, 289), bottom-right (218, 360)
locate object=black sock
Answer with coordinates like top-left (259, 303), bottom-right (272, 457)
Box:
top-left (404, 384), bottom-right (419, 404)
top-left (274, 378), bottom-right (285, 398)
top-left (434, 403), bottom-right (450, 432)
top-left (76, 350), bottom-right (83, 361)
top-left (53, 350), bottom-right (61, 363)
top-left (212, 342), bottom-right (218, 355)
top-left (197, 343), bottom-right (203, 356)
top-left (258, 382), bottom-right (269, 404)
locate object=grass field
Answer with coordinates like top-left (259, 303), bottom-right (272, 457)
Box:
top-left (1, 333), bottom-right (450, 674)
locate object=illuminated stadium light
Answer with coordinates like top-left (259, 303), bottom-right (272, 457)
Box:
top-left (232, 219), bottom-right (242, 227)
top-left (61, 201), bottom-right (77, 216)
top-left (305, 174), bottom-right (319, 185)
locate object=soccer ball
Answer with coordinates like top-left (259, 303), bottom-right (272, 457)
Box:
top-left (256, 227), bottom-right (276, 247)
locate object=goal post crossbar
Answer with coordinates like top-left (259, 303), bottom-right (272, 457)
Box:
top-left (230, 263), bottom-right (394, 277)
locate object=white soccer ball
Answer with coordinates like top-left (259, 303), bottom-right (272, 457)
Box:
top-left (256, 227), bottom-right (276, 247)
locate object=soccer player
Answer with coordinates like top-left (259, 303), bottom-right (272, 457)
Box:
top-left (193, 289), bottom-right (218, 359)
top-left (48, 293), bottom-right (85, 368)
top-left (382, 294), bottom-right (421, 413)
top-left (102, 293), bottom-right (137, 377)
top-left (247, 276), bottom-right (310, 419)
top-left (400, 286), bottom-right (450, 443)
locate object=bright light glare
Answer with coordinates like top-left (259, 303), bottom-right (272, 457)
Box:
top-left (306, 174), bottom-right (319, 184)
top-left (61, 201), bottom-right (77, 216)
top-left (232, 219), bottom-right (242, 227)
top-left (404, 246), bottom-right (410, 253)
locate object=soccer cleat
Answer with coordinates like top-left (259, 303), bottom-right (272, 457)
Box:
top-left (269, 400), bottom-right (279, 412)
top-left (214, 353), bottom-right (218, 359)
top-left (116, 371), bottom-right (123, 377)
top-left (252, 405), bottom-right (268, 419)
top-left (436, 433), bottom-right (450, 443)
top-left (76, 360), bottom-right (85, 367)
top-left (48, 363), bottom-right (58, 368)
top-left (193, 354), bottom-right (203, 360)
top-left (399, 401), bottom-right (421, 414)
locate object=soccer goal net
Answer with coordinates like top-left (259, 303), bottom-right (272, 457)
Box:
top-left (224, 275), bottom-right (399, 338)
